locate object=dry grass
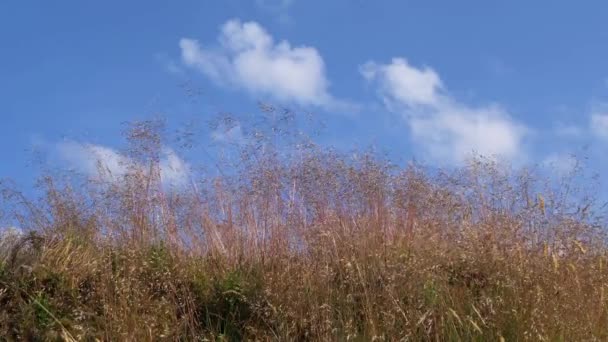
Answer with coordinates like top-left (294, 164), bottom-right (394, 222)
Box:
top-left (1, 116), bottom-right (607, 341)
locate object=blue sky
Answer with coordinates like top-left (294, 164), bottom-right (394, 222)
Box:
top-left (2, 0), bottom-right (608, 192)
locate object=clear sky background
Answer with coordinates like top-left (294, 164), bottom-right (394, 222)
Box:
top-left (2, 0), bottom-right (608, 192)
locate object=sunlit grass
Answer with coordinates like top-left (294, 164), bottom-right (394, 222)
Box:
top-left (1, 117), bottom-right (607, 340)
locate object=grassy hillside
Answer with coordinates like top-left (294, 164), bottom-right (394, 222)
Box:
top-left (1, 120), bottom-right (607, 341)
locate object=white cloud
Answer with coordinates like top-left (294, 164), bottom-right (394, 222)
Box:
top-left (57, 141), bottom-right (190, 189)
top-left (361, 59), bottom-right (443, 107)
top-left (57, 141), bottom-right (131, 178)
top-left (591, 112), bottom-right (608, 140)
top-left (361, 58), bottom-right (527, 164)
top-left (180, 19), bottom-right (342, 109)
top-left (160, 148), bottom-right (191, 188)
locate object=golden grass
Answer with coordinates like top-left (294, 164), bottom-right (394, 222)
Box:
top-left (1, 118), bottom-right (607, 340)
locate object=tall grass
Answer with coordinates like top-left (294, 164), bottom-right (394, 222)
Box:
top-left (1, 115), bottom-right (607, 340)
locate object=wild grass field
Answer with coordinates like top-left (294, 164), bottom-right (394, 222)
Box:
top-left (1, 116), bottom-right (607, 341)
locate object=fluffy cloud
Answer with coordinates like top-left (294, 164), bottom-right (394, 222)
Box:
top-left (361, 59), bottom-right (442, 107)
top-left (57, 142), bottom-right (130, 178)
top-left (591, 112), bottom-right (608, 140)
top-left (57, 142), bottom-right (190, 188)
top-left (159, 148), bottom-right (191, 188)
top-left (180, 19), bottom-right (340, 108)
top-left (361, 58), bottom-right (527, 163)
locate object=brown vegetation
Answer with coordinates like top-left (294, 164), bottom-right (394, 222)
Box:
top-left (1, 115), bottom-right (607, 341)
